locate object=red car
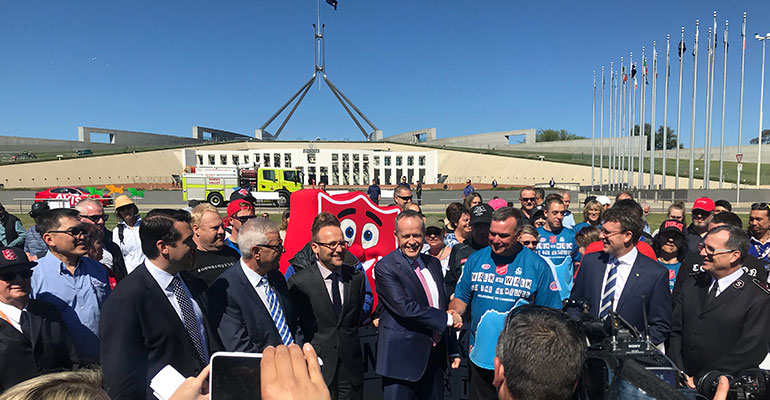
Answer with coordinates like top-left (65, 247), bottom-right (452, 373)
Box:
top-left (34, 187), bottom-right (113, 207)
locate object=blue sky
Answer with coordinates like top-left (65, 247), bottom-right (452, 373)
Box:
top-left (2, 1), bottom-right (770, 147)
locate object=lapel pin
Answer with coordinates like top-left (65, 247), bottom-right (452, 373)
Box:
top-left (733, 280), bottom-right (745, 290)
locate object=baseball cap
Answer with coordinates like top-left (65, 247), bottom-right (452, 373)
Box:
top-left (0, 247), bottom-right (36, 273)
top-left (230, 188), bottom-right (257, 205)
top-left (227, 199), bottom-right (253, 217)
top-left (469, 204), bottom-right (493, 225)
top-left (425, 225), bottom-right (443, 237)
top-left (584, 195), bottom-right (597, 205)
top-left (658, 219), bottom-right (685, 236)
top-left (692, 197), bottom-right (715, 213)
top-left (488, 198), bottom-right (508, 210)
top-left (530, 204), bottom-right (546, 221)
top-left (596, 196), bottom-right (611, 206)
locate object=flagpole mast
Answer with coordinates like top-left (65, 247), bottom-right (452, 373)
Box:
top-left (630, 53), bottom-right (636, 189)
top-left (601, 66), bottom-right (605, 192)
top-left (592, 70), bottom-right (596, 190)
top-left (620, 58), bottom-right (626, 190)
top-left (628, 53), bottom-right (634, 188)
top-left (689, 21), bottom-right (699, 190)
top-left (614, 69), bottom-right (620, 191)
top-left (650, 41), bottom-right (658, 189)
top-left (704, 26), bottom-right (713, 189)
top-left (737, 13), bottom-right (746, 203)
top-left (756, 33), bottom-right (769, 189)
top-left (609, 62), bottom-right (614, 191)
top-left (706, 12), bottom-right (718, 189)
top-left (660, 34), bottom-right (671, 189)
top-left (639, 48), bottom-right (646, 189)
top-left (719, 20), bottom-right (729, 189)
top-left (676, 27), bottom-right (685, 190)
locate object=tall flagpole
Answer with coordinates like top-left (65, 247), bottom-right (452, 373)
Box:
top-left (707, 12), bottom-right (718, 188)
top-left (592, 71), bottom-right (596, 190)
top-left (609, 62), bottom-right (615, 191)
top-left (628, 54), bottom-right (634, 188)
top-left (676, 27), bottom-right (685, 190)
top-left (614, 69), bottom-right (620, 190)
top-left (650, 41), bottom-right (658, 189)
top-left (639, 48), bottom-right (646, 189)
top-left (600, 66), bottom-right (605, 191)
top-left (630, 53), bottom-right (637, 188)
top-left (660, 35), bottom-right (671, 189)
top-left (704, 26), bottom-right (713, 189)
top-left (620, 58), bottom-right (626, 189)
top-left (719, 20), bottom-right (729, 189)
top-left (757, 34), bottom-right (768, 189)
top-left (689, 21), bottom-right (700, 190)
top-left (737, 13), bottom-right (746, 202)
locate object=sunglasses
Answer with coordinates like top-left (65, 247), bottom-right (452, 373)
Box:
top-left (48, 226), bottom-right (88, 238)
top-left (80, 214), bottom-right (108, 223)
top-left (0, 270), bottom-right (33, 282)
top-left (692, 211), bottom-right (711, 220)
top-left (232, 215), bottom-right (258, 223)
top-left (519, 240), bottom-right (538, 246)
top-left (397, 195), bottom-right (413, 201)
top-left (520, 197), bottom-right (537, 202)
top-left (751, 202), bottom-right (770, 210)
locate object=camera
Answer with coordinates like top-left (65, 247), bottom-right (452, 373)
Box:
top-left (697, 369), bottom-right (770, 400)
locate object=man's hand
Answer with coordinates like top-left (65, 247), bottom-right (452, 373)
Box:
top-left (372, 318), bottom-right (379, 328)
top-left (169, 365), bottom-right (209, 400)
top-left (685, 374), bottom-right (695, 389)
top-left (450, 357), bottom-right (461, 369)
top-left (447, 310), bottom-right (462, 329)
top-left (261, 343), bottom-right (331, 400)
top-left (712, 376), bottom-right (730, 400)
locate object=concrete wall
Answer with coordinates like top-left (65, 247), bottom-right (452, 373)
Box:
top-left (381, 128), bottom-right (436, 144)
top-left (652, 143), bottom-right (770, 163)
top-left (430, 129), bottom-right (536, 148)
top-left (502, 135), bottom-right (646, 154)
top-left (79, 127), bottom-right (204, 147)
top-left (192, 126), bottom-right (254, 142)
top-left (0, 135), bottom-right (119, 153)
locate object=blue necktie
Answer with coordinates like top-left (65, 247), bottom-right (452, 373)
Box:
top-left (170, 276), bottom-right (207, 366)
top-left (599, 260), bottom-right (620, 319)
top-left (260, 277), bottom-right (294, 345)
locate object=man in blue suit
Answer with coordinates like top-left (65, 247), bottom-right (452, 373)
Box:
top-left (375, 210), bottom-right (461, 400)
top-left (207, 217), bottom-right (296, 352)
top-left (570, 205), bottom-right (672, 345)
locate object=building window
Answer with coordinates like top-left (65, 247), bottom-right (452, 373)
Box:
top-left (208, 155), bottom-right (215, 165)
top-left (374, 156), bottom-right (380, 166)
top-left (274, 153), bottom-right (281, 168)
top-left (396, 156), bottom-right (403, 166)
top-left (197, 155), bottom-right (203, 165)
top-left (353, 163), bottom-right (360, 185)
top-left (343, 153), bottom-right (349, 163)
top-left (419, 156), bottom-right (426, 166)
top-left (254, 153), bottom-right (260, 165)
top-left (332, 153), bottom-right (339, 162)
top-left (220, 155), bottom-right (227, 165)
top-left (363, 154), bottom-right (369, 163)
top-left (307, 152), bottom-right (316, 164)
top-left (232, 155), bottom-right (240, 165)
top-left (244, 155), bottom-right (250, 165)
top-left (384, 156), bottom-right (391, 166)
top-left (263, 153), bottom-right (270, 167)
top-left (407, 156), bottom-right (414, 166)
top-left (284, 153), bottom-right (292, 168)
top-left (353, 154), bottom-right (359, 162)
top-left (320, 166), bottom-right (329, 184)
top-left (332, 164), bottom-right (340, 185)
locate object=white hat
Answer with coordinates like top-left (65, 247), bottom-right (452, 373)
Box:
top-left (596, 195), bottom-right (611, 206)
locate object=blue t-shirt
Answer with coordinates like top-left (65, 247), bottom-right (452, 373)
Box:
top-left (536, 226), bottom-right (580, 300)
top-left (658, 261), bottom-right (682, 293)
top-left (454, 246), bottom-right (562, 370)
top-left (366, 185), bottom-right (381, 202)
top-left (573, 222), bottom-right (601, 234)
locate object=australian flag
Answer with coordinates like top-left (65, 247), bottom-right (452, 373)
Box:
top-left (326, 0), bottom-right (338, 10)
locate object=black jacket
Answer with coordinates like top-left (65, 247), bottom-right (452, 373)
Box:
top-left (0, 299), bottom-right (78, 392)
top-left (444, 237), bottom-right (486, 297)
top-left (668, 269), bottom-right (770, 379)
top-left (672, 251), bottom-right (768, 304)
top-left (0, 211), bottom-right (21, 247)
top-left (684, 224), bottom-right (705, 254)
top-left (288, 262), bottom-right (366, 389)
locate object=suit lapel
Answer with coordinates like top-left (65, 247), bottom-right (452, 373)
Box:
top-left (701, 279), bottom-right (744, 314)
top-left (235, 266), bottom-right (275, 330)
top-left (340, 265), bottom-right (357, 326)
top-left (400, 255), bottom-right (430, 306)
top-left (423, 254), bottom-right (445, 309)
top-left (306, 263), bottom-right (339, 325)
top-left (27, 302), bottom-right (42, 349)
top-left (616, 256), bottom-right (643, 312)
top-left (593, 252), bottom-right (611, 316)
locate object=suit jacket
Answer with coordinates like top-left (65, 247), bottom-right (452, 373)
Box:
top-left (375, 250), bottom-right (458, 382)
top-left (207, 261), bottom-right (296, 353)
top-left (99, 263), bottom-right (222, 400)
top-left (667, 269), bottom-right (770, 378)
top-left (288, 262), bottom-right (365, 387)
top-left (0, 299), bottom-right (77, 392)
top-left (570, 250), bottom-right (672, 345)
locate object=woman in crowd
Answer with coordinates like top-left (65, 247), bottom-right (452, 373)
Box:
top-left (112, 195), bottom-right (144, 274)
top-left (425, 225), bottom-right (452, 276)
top-left (530, 205), bottom-right (547, 229)
top-left (574, 200), bottom-right (603, 233)
top-left (464, 192), bottom-right (483, 211)
top-left (651, 201), bottom-right (687, 237)
top-left (444, 202), bottom-right (470, 248)
top-left (575, 225), bottom-right (600, 256)
top-left (518, 225), bottom-right (540, 252)
top-left (653, 219), bottom-right (686, 293)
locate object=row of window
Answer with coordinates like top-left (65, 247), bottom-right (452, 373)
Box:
top-left (198, 153), bottom-right (293, 168)
top-left (197, 152), bottom-right (429, 169)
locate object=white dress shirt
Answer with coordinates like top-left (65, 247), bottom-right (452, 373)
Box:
top-left (317, 260), bottom-right (344, 308)
top-left (401, 251), bottom-right (453, 327)
top-left (0, 301), bottom-right (25, 333)
top-left (145, 259), bottom-right (209, 359)
top-left (601, 247), bottom-right (639, 312)
top-left (113, 217), bottom-right (146, 273)
top-left (708, 268), bottom-right (745, 297)
top-left (240, 258), bottom-right (273, 312)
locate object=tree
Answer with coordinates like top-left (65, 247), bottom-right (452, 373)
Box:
top-left (749, 129), bottom-right (770, 144)
top-left (536, 129), bottom-right (585, 142)
top-left (631, 124), bottom-right (681, 150)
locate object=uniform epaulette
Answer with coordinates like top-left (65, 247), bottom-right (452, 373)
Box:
top-left (752, 278), bottom-right (770, 295)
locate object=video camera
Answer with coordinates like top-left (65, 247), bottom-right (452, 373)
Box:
top-left (697, 369), bottom-right (770, 400)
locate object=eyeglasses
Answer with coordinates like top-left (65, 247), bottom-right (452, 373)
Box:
top-left (600, 229), bottom-right (626, 238)
top-left (697, 242), bottom-right (734, 257)
top-left (80, 214), bottom-right (108, 223)
top-left (0, 270), bottom-right (33, 282)
top-left (48, 226), bottom-right (88, 238)
top-left (256, 243), bottom-right (285, 253)
top-left (315, 241), bottom-right (347, 250)
top-left (232, 215), bottom-right (258, 223)
top-left (519, 240), bottom-right (538, 246)
top-left (397, 195), bottom-right (412, 202)
top-left (520, 197), bottom-right (537, 203)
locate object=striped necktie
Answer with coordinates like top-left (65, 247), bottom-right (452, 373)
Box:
top-left (599, 259), bottom-right (620, 319)
top-left (260, 277), bottom-right (294, 346)
top-left (170, 276), bottom-right (207, 367)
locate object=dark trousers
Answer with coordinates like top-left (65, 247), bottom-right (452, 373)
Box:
top-left (382, 347), bottom-right (443, 400)
top-left (469, 361), bottom-right (497, 400)
top-left (329, 358), bottom-right (363, 400)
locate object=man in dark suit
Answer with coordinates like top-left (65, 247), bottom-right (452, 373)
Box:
top-left (0, 246), bottom-right (77, 392)
top-left (375, 210), bottom-right (461, 400)
top-left (288, 212), bottom-right (367, 400)
top-left (668, 225), bottom-right (770, 387)
top-left (99, 209), bottom-right (222, 400)
top-left (570, 206), bottom-right (672, 345)
top-left (207, 217), bottom-right (295, 352)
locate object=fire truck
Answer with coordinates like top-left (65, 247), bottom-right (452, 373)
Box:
top-left (182, 166), bottom-right (303, 207)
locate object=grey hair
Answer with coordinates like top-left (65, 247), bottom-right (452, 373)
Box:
top-left (74, 198), bottom-right (104, 213)
top-left (239, 217), bottom-right (279, 259)
top-left (395, 209), bottom-right (424, 234)
top-left (708, 225), bottom-right (750, 263)
top-left (491, 207), bottom-right (523, 235)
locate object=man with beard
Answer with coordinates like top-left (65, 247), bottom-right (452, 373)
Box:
top-left (684, 197), bottom-right (714, 254)
top-left (189, 204), bottom-right (240, 286)
top-left (748, 202), bottom-right (770, 273)
top-left (517, 187), bottom-right (537, 226)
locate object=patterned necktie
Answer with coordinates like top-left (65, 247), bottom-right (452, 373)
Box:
top-left (170, 276), bottom-right (207, 367)
top-left (599, 259), bottom-right (620, 319)
top-left (260, 277), bottom-right (294, 346)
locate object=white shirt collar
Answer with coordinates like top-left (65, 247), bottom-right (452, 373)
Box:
top-left (712, 268), bottom-right (745, 295)
top-left (316, 259), bottom-right (340, 280)
top-left (145, 258), bottom-right (177, 291)
top-left (240, 258), bottom-right (266, 288)
top-left (614, 246), bottom-right (639, 267)
top-left (0, 301), bottom-right (25, 326)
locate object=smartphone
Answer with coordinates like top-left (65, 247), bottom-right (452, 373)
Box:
top-left (210, 351), bottom-right (262, 400)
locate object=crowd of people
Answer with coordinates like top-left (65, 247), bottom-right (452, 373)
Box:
top-left (0, 184), bottom-right (765, 400)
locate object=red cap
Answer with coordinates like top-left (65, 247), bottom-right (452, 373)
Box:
top-left (227, 199), bottom-right (253, 217)
top-left (692, 197), bottom-right (715, 213)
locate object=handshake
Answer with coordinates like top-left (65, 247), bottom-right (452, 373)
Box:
top-left (447, 310), bottom-right (463, 329)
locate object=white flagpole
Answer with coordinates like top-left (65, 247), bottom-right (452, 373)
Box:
top-left (707, 12), bottom-right (718, 188)
top-left (757, 34), bottom-right (768, 188)
top-left (650, 41), bottom-right (658, 189)
top-left (630, 52), bottom-right (636, 189)
top-left (660, 35), bottom-right (671, 189)
top-left (719, 20), bottom-right (729, 189)
top-left (639, 48), bottom-right (646, 189)
top-left (676, 27), bottom-right (685, 190)
top-left (592, 70), bottom-right (596, 190)
top-left (601, 66), bottom-right (605, 191)
top-left (620, 58), bottom-right (626, 189)
top-left (689, 21), bottom-right (700, 190)
top-left (737, 13), bottom-right (746, 202)
top-left (704, 26), bottom-right (713, 189)
top-left (609, 62), bottom-right (615, 191)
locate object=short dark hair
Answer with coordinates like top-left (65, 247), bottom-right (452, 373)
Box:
top-left (544, 196), bottom-right (564, 212)
top-left (445, 202), bottom-right (468, 226)
top-left (615, 191), bottom-right (634, 201)
top-left (575, 225), bottom-right (600, 248)
top-left (534, 187), bottom-right (545, 200)
top-left (544, 193), bottom-right (563, 204)
top-left (708, 225), bottom-right (750, 263)
top-left (520, 186), bottom-right (535, 196)
top-left (602, 206), bottom-right (643, 242)
top-left (37, 208), bottom-right (80, 234)
top-left (750, 202), bottom-right (770, 218)
top-left (491, 207), bottom-right (523, 234)
top-left (311, 212), bottom-right (341, 242)
top-left (140, 209), bottom-right (191, 259)
top-left (497, 305), bottom-right (585, 400)
top-left (710, 211), bottom-right (742, 228)
top-left (714, 199), bottom-right (732, 211)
